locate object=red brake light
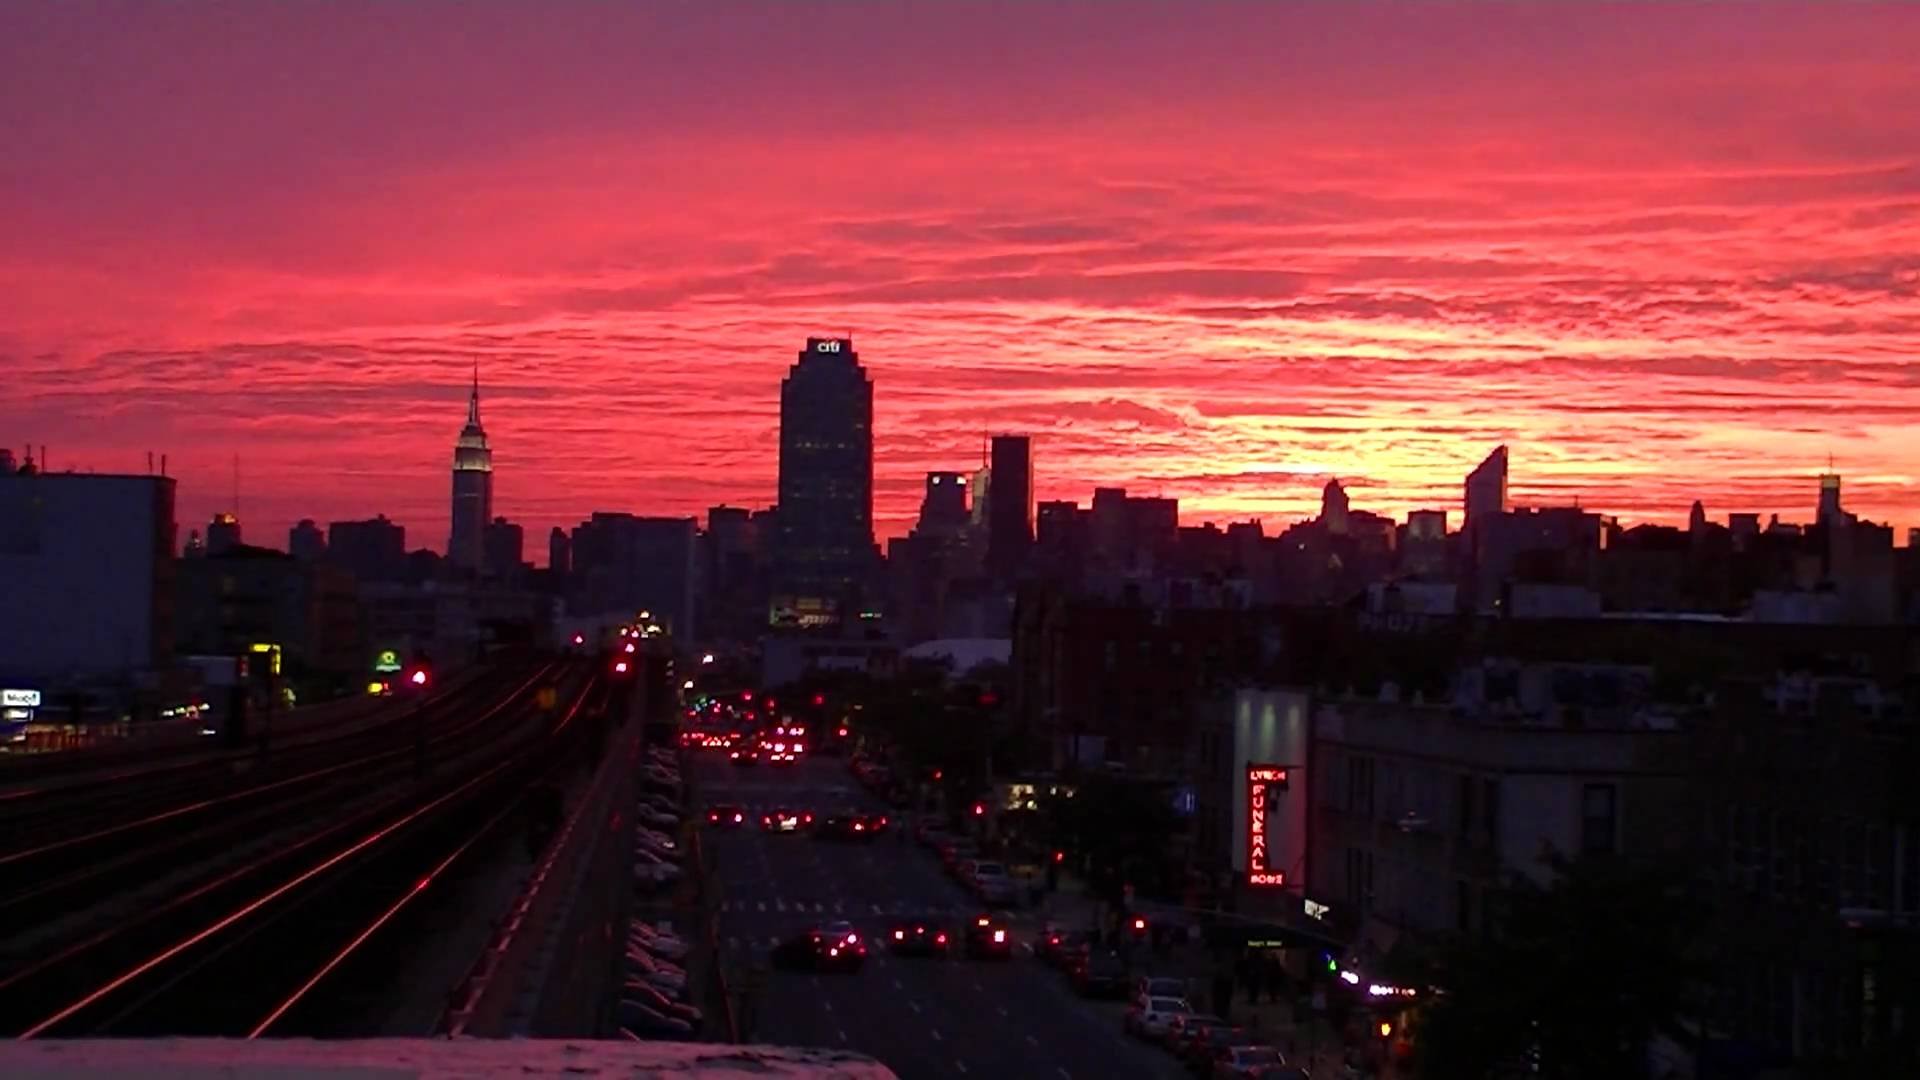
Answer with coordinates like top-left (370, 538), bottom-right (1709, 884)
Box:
top-left (935, 933), bottom-right (947, 943)
top-left (837, 726), bottom-right (848, 737)
top-left (915, 925), bottom-right (924, 933)
top-left (894, 930), bottom-right (904, 940)
top-left (733, 812), bottom-right (743, 823)
top-left (993, 930), bottom-right (1006, 943)
top-left (976, 916), bottom-right (990, 927)
top-left (846, 932), bottom-right (859, 944)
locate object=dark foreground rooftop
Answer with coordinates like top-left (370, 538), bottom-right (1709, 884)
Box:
top-left (0, 1039), bottom-right (898, 1079)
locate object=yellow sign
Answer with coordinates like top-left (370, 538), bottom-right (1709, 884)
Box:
top-left (374, 649), bottom-right (403, 673)
top-left (249, 643), bottom-right (282, 675)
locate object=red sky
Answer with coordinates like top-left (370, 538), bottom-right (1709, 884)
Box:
top-left (4, 3), bottom-right (1918, 560)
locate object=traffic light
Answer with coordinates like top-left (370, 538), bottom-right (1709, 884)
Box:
top-left (406, 666), bottom-right (430, 689)
top-left (1052, 850), bottom-right (1065, 864)
top-left (972, 802), bottom-right (985, 816)
top-left (1379, 1022), bottom-right (1393, 1039)
top-left (812, 693), bottom-right (825, 706)
top-left (1131, 916), bottom-right (1148, 935)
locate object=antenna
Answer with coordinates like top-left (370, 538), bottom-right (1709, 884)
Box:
top-left (233, 453), bottom-right (241, 519)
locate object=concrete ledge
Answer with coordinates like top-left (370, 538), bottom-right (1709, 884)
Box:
top-left (0, 1039), bottom-right (899, 1078)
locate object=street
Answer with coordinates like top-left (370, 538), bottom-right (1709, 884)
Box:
top-left (690, 753), bottom-right (1190, 1080)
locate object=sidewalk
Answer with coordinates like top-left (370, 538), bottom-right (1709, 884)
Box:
top-left (1030, 872), bottom-right (1371, 1076)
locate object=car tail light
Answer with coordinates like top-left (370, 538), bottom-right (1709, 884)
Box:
top-left (936, 932), bottom-right (947, 944)
top-left (828, 947), bottom-right (840, 957)
top-left (846, 933), bottom-right (859, 944)
top-left (853, 822), bottom-right (864, 831)
top-left (976, 916), bottom-right (990, 927)
top-left (894, 930), bottom-right (905, 940)
top-left (915, 925), bottom-right (924, 933)
top-left (733, 813), bottom-right (743, 823)
top-left (993, 930), bottom-right (1006, 943)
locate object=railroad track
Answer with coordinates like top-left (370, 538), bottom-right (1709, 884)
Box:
top-left (1, 672), bottom-right (609, 1038)
top-left (0, 660), bottom-right (562, 941)
top-left (0, 657), bottom-right (537, 852)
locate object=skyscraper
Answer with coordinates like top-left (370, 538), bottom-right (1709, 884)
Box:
top-left (1817, 469), bottom-right (1844, 525)
top-left (1464, 445), bottom-right (1509, 529)
top-left (772, 337), bottom-right (873, 624)
top-left (448, 365), bottom-right (493, 573)
top-left (548, 526), bottom-right (571, 577)
top-left (916, 471), bottom-right (969, 539)
top-left (1320, 478), bottom-right (1350, 535)
top-left (987, 434), bottom-right (1033, 578)
top-left (484, 516), bottom-right (524, 578)
top-left (206, 512), bottom-right (242, 555)
top-left (289, 518), bottom-right (326, 561)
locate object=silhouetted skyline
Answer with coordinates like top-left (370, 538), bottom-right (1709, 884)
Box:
top-left (4, 5), bottom-right (1917, 556)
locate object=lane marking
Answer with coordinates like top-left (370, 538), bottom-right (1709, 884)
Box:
top-left (757, 901), bottom-right (767, 912)
top-left (1026, 1036), bottom-right (1039, 1047)
top-left (871, 903), bottom-right (883, 914)
top-left (775, 898), bottom-right (786, 912)
top-left (823, 999), bottom-right (834, 1013)
top-left (838, 1029), bottom-right (848, 1044)
top-left (997, 1005), bottom-right (1009, 1017)
top-left (892, 978), bottom-right (904, 991)
top-left (955, 1062), bottom-right (969, 1074)
top-left (910, 1002), bottom-right (923, 1014)
top-left (1056, 1069), bottom-right (1070, 1080)
top-left (930, 1028), bottom-right (943, 1041)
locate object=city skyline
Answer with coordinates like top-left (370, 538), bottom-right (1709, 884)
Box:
top-left (4, 5), bottom-right (1919, 556)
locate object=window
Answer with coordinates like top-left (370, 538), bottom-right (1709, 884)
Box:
top-left (1482, 778), bottom-right (1500, 851)
top-left (1581, 783), bottom-right (1617, 855)
top-left (1345, 847), bottom-right (1374, 912)
top-left (1457, 775), bottom-right (1475, 839)
top-left (1348, 756), bottom-right (1375, 819)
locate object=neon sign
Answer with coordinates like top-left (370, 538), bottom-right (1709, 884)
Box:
top-left (1247, 765), bottom-right (1289, 887)
top-left (813, 339), bottom-right (843, 353)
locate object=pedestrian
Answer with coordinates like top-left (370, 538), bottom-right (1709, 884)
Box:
top-left (1265, 954), bottom-right (1285, 1003)
top-left (1245, 957), bottom-right (1265, 1005)
top-left (1210, 972), bottom-right (1234, 1022)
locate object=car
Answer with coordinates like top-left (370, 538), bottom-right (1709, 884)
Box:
top-left (770, 925), bottom-right (866, 973)
top-left (620, 980), bottom-right (699, 1027)
top-left (629, 929), bottom-right (690, 962)
top-left (635, 837), bottom-right (682, 862)
top-left (815, 813), bottom-right (882, 842)
top-left (706, 804), bottom-right (748, 828)
top-left (1124, 995), bottom-right (1195, 1041)
top-left (961, 914), bottom-right (1013, 960)
top-left (1073, 948), bottom-right (1131, 998)
top-left (1135, 975), bottom-right (1190, 1001)
top-left (618, 1000), bottom-right (693, 1039)
top-left (728, 747), bottom-right (759, 766)
top-left (637, 806), bottom-right (679, 829)
top-left (886, 921), bottom-right (952, 958)
top-left (761, 807), bottom-right (813, 833)
top-left (1176, 1021), bottom-right (1249, 1074)
top-left (1209, 1045), bottom-right (1287, 1078)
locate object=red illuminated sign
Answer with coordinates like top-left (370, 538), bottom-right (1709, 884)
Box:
top-left (1247, 765), bottom-right (1290, 888)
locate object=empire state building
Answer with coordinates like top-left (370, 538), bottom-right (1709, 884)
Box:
top-left (448, 366), bottom-right (493, 572)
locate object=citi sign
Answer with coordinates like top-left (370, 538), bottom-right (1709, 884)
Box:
top-left (813, 340), bottom-right (844, 353)
top-left (1247, 765), bottom-right (1289, 888)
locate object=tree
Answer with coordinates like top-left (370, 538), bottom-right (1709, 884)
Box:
top-left (1417, 852), bottom-right (1711, 1080)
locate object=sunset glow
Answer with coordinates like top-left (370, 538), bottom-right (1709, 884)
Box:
top-left (4, 4), bottom-right (1917, 556)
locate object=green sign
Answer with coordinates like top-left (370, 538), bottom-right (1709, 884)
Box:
top-left (374, 650), bottom-right (403, 673)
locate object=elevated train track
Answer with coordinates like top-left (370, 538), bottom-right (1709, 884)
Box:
top-left (0, 655), bottom-right (613, 1039)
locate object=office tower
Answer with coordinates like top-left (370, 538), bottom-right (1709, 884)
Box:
top-left (771, 336), bottom-right (873, 624)
top-left (206, 512), bottom-right (242, 555)
top-left (548, 526), bottom-right (571, 576)
top-left (1817, 470), bottom-right (1843, 525)
top-left (448, 365), bottom-right (493, 573)
top-left (1321, 478), bottom-right (1350, 535)
top-left (1688, 501), bottom-right (1708, 533)
top-left (918, 471), bottom-right (969, 539)
top-left (328, 515), bottom-right (407, 583)
top-left (1464, 445), bottom-right (1509, 529)
top-left (484, 516), bottom-right (524, 578)
top-left (289, 519), bottom-right (326, 561)
top-left (986, 435), bottom-right (1033, 578)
